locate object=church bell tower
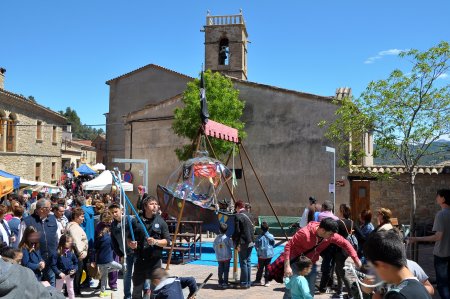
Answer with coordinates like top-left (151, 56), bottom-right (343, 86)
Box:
top-left (204, 10), bottom-right (248, 80)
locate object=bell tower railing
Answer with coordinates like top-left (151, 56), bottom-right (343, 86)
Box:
top-left (206, 14), bottom-right (245, 26)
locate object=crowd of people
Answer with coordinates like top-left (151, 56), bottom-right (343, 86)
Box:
top-left (0, 187), bottom-right (449, 299)
top-left (0, 189), bottom-right (198, 299)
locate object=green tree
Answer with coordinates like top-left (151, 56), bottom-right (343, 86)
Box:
top-left (320, 41), bottom-right (450, 236)
top-left (173, 70), bottom-right (246, 160)
top-left (58, 107), bottom-right (104, 140)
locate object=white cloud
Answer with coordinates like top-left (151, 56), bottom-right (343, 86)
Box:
top-left (438, 73), bottom-right (448, 79)
top-left (364, 48), bottom-right (408, 64)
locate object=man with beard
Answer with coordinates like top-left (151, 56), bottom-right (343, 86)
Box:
top-left (127, 196), bottom-right (170, 299)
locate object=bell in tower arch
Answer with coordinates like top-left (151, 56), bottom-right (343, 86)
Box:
top-left (219, 38), bottom-right (229, 65)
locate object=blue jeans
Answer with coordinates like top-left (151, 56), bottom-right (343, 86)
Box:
top-left (218, 260), bottom-right (231, 284)
top-left (124, 254), bottom-right (150, 299)
top-left (305, 263), bottom-right (317, 298)
top-left (124, 254), bottom-right (135, 299)
top-left (434, 255), bottom-right (450, 299)
top-left (238, 246), bottom-right (253, 286)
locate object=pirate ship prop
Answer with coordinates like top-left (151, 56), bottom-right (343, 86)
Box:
top-left (155, 71), bottom-right (290, 268)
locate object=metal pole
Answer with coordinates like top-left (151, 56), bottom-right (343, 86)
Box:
top-left (112, 158), bottom-right (148, 192)
top-left (165, 199), bottom-right (186, 270)
top-left (333, 150), bottom-right (336, 214)
top-left (325, 147), bottom-right (336, 213)
top-left (203, 135), bottom-right (238, 204)
top-left (238, 149), bottom-right (251, 204)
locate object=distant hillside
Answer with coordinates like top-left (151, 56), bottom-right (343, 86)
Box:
top-left (374, 140), bottom-right (450, 166)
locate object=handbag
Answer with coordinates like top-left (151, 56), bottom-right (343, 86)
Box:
top-left (341, 219), bottom-right (358, 251)
top-left (86, 263), bottom-right (102, 280)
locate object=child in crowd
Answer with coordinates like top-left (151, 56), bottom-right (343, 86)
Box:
top-left (363, 230), bottom-right (431, 299)
top-left (53, 235), bottom-right (78, 299)
top-left (151, 268), bottom-right (198, 299)
top-left (20, 226), bottom-right (45, 280)
top-left (91, 211), bottom-right (123, 298)
top-left (284, 256), bottom-right (313, 299)
top-left (254, 221), bottom-right (275, 287)
top-left (213, 222), bottom-right (233, 288)
top-left (0, 246), bottom-right (23, 263)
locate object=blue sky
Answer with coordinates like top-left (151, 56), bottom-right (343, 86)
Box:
top-left (1, 0), bottom-right (449, 127)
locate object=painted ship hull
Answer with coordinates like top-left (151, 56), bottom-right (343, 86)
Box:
top-left (157, 184), bottom-right (235, 235)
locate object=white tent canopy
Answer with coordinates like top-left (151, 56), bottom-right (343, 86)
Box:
top-left (82, 170), bottom-right (133, 193)
top-left (92, 163), bottom-right (106, 171)
top-left (20, 178), bottom-right (38, 187)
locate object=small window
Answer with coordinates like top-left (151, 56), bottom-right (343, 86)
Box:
top-left (6, 119), bottom-right (16, 152)
top-left (36, 121), bottom-right (42, 140)
top-left (219, 38), bottom-right (230, 65)
top-left (51, 162), bottom-right (56, 180)
top-left (358, 187), bottom-right (367, 198)
top-left (52, 126), bottom-right (57, 143)
top-left (35, 162), bottom-right (41, 181)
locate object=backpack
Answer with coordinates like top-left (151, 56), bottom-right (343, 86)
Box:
top-left (340, 219), bottom-right (358, 251)
top-left (256, 233), bottom-right (274, 259)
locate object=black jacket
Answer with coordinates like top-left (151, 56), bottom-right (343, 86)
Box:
top-left (152, 276), bottom-right (197, 299)
top-left (232, 211), bottom-right (255, 247)
top-left (127, 214), bottom-right (171, 261)
top-left (111, 216), bottom-right (135, 257)
top-left (22, 214), bottom-right (58, 262)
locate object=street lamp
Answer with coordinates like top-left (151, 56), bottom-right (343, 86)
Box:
top-left (325, 146), bottom-right (336, 213)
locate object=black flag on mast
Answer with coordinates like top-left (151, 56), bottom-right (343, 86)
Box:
top-left (200, 71), bottom-right (209, 124)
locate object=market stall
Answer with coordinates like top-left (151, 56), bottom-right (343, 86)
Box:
top-left (82, 170), bottom-right (133, 193)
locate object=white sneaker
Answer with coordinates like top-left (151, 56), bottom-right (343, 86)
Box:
top-left (264, 282), bottom-right (270, 287)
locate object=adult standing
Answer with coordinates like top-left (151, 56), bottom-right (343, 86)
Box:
top-left (333, 205), bottom-right (354, 299)
top-left (317, 201), bottom-right (339, 293)
top-left (354, 209), bottom-right (374, 260)
top-left (409, 189), bottom-right (450, 299)
top-left (19, 199), bottom-right (58, 286)
top-left (66, 207), bottom-right (89, 297)
top-left (299, 197), bottom-right (316, 228)
top-left (7, 205), bottom-right (23, 248)
top-left (232, 200), bottom-right (255, 289)
top-left (52, 205), bottom-right (68, 241)
top-left (0, 205), bottom-right (15, 247)
top-left (375, 208), bottom-right (393, 232)
top-left (127, 196), bottom-right (170, 299)
top-left (135, 185), bottom-right (148, 216)
top-left (269, 218), bottom-right (362, 298)
top-left (109, 203), bottom-right (136, 299)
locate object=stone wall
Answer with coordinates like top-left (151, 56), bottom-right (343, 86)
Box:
top-left (122, 77), bottom-right (350, 217)
top-left (106, 66), bottom-right (190, 168)
top-left (370, 173), bottom-right (449, 227)
top-left (0, 92), bottom-right (65, 184)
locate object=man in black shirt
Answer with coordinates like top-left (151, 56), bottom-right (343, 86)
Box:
top-left (232, 200), bottom-right (255, 289)
top-left (127, 196), bottom-right (170, 299)
top-left (363, 230), bottom-right (431, 299)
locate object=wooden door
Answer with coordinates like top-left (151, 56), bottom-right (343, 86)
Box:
top-left (350, 180), bottom-right (370, 221)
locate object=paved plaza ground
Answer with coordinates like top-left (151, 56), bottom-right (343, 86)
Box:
top-left (78, 241), bottom-right (441, 299)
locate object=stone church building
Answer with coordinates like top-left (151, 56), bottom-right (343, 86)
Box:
top-left (106, 13), bottom-right (358, 217)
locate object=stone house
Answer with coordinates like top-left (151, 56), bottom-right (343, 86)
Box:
top-left (105, 12), bottom-right (355, 216)
top-left (61, 139), bottom-right (97, 173)
top-left (0, 69), bottom-right (67, 184)
top-left (349, 164), bottom-right (450, 230)
top-left (92, 134), bottom-right (107, 164)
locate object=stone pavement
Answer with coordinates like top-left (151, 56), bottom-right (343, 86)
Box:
top-left (78, 241), bottom-right (440, 299)
top-left (81, 262), bottom-right (335, 299)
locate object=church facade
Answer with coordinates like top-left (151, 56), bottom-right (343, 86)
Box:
top-left (106, 13), bottom-right (352, 216)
